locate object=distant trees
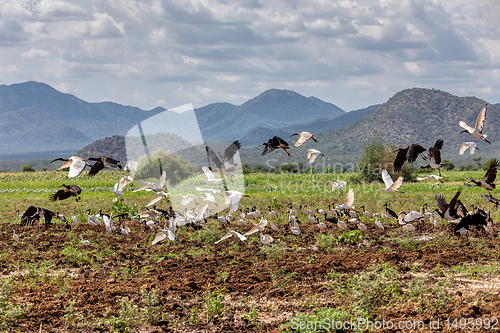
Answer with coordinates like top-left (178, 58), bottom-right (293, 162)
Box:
top-left (22, 165), bottom-right (35, 172)
top-left (134, 150), bottom-right (195, 185)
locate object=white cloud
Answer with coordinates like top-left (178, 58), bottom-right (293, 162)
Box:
top-left (21, 48), bottom-right (50, 58)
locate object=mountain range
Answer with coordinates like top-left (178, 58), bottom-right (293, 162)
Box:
top-left (0, 81), bottom-right (498, 172)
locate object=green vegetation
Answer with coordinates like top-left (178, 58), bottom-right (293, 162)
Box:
top-left (0, 281), bottom-right (32, 330)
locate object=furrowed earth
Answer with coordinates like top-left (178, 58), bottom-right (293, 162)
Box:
top-left (0, 170), bottom-right (500, 332)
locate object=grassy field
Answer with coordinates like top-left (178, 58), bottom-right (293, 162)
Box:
top-left (0, 169), bottom-right (499, 332)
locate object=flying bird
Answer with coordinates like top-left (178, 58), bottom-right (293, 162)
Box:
top-left (123, 161), bottom-right (138, 172)
top-left (417, 139), bottom-right (444, 176)
top-left (306, 149), bottom-right (324, 163)
top-left (335, 188), bottom-right (355, 210)
top-left (416, 175), bottom-right (443, 181)
top-left (112, 176), bottom-right (134, 196)
top-left (224, 190), bottom-right (250, 213)
top-left (464, 159), bottom-right (498, 192)
top-left (290, 131), bottom-right (317, 148)
top-left (50, 156), bottom-right (87, 178)
top-left (459, 142), bottom-right (479, 155)
top-left (459, 104), bottom-right (490, 143)
top-left (380, 170), bottom-right (404, 193)
top-left (202, 166), bottom-right (223, 185)
top-left (393, 144), bottom-right (426, 172)
top-left (259, 135), bottom-right (290, 156)
top-left (205, 140), bottom-right (241, 178)
top-left (435, 190), bottom-right (462, 222)
top-left (179, 193), bottom-right (197, 206)
top-left (86, 156), bottom-right (123, 177)
top-left (49, 184), bottom-right (82, 201)
top-left (328, 180), bottom-right (346, 190)
top-left (481, 193), bottom-right (500, 207)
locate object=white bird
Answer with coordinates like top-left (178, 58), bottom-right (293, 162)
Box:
top-left (459, 104), bottom-right (490, 143)
top-left (335, 189), bottom-right (355, 210)
top-left (416, 175), bottom-right (443, 181)
top-left (146, 191), bottom-right (170, 207)
top-left (375, 218), bottom-right (385, 230)
top-left (290, 131), bottom-right (317, 148)
top-left (50, 156), bottom-right (87, 178)
top-left (215, 228), bottom-right (247, 244)
top-left (244, 218), bottom-right (268, 236)
top-left (71, 213), bottom-right (78, 224)
top-left (178, 193), bottom-right (197, 206)
top-left (404, 211), bottom-right (423, 223)
top-left (238, 217), bottom-right (247, 226)
top-left (112, 176), bottom-right (134, 196)
top-left (224, 190), bottom-right (249, 213)
top-left (358, 223), bottom-right (368, 231)
top-left (13, 230), bottom-right (19, 242)
top-left (123, 161), bottom-right (138, 172)
top-left (270, 220), bottom-right (279, 231)
top-left (329, 180), bottom-right (346, 190)
top-left (459, 142), bottom-right (479, 155)
top-left (306, 149), bottom-right (324, 163)
top-left (152, 170), bottom-right (167, 192)
top-left (195, 187), bottom-right (221, 194)
top-left (290, 221), bottom-right (301, 235)
top-left (120, 224), bottom-right (131, 235)
top-left (202, 166), bottom-right (222, 185)
top-left (133, 180), bottom-right (156, 192)
top-left (203, 192), bottom-right (217, 203)
top-left (80, 235), bottom-right (90, 246)
top-left (337, 220), bottom-right (348, 230)
top-left (151, 226), bottom-right (175, 245)
top-left (458, 227), bottom-right (468, 236)
top-left (380, 170), bottom-right (404, 193)
top-left (260, 233), bottom-right (274, 244)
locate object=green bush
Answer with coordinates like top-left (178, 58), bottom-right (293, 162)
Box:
top-left (22, 165), bottom-right (35, 172)
top-left (134, 150), bottom-right (195, 185)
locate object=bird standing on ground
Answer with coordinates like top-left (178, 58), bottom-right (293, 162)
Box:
top-left (50, 156), bottom-right (87, 178)
top-left (459, 104), bottom-right (490, 143)
top-left (290, 131), bottom-right (317, 148)
top-left (259, 135), bottom-right (291, 156)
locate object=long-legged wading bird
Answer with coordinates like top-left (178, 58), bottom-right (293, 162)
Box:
top-left (86, 156), bottom-right (123, 177)
top-left (50, 156), bottom-right (87, 178)
top-left (290, 131), bottom-right (317, 148)
top-left (417, 139), bottom-right (444, 176)
top-left (259, 135), bottom-right (290, 156)
top-left (459, 104), bottom-right (490, 143)
top-left (50, 184), bottom-right (82, 201)
top-left (464, 159), bottom-right (498, 192)
top-left (393, 144), bottom-right (426, 172)
top-left (380, 170), bottom-right (404, 193)
top-left (459, 142), bottom-right (479, 155)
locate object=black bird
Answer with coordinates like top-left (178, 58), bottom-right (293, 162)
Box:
top-left (259, 135), bottom-right (290, 156)
top-left (464, 159), bottom-right (499, 192)
top-left (481, 193), bottom-right (500, 206)
top-left (21, 206), bottom-right (56, 227)
top-left (393, 144), bottom-right (426, 172)
top-left (453, 211), bottom-right (488, 234)
top-left (417, 139), bottom-right (444, 176)
top-left (435, 190), bottom-right (461, 221)
top-left (49, 184), bottom-right (82, 202)
top-left (384, 202), bottom-right (398, 219)
top-left (86, 156), bottom-right (123, 177)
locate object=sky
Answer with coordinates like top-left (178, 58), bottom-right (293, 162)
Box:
top-left (1, 0), bottom-right (499, 112)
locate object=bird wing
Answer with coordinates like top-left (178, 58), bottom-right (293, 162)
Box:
top-left (459, 142), bottom-right (470, 155)
top-left (406, 144), bottom-right (426, 163)
top-left (393, 148), bottom-right (407, 172)
top-left (50, 189), bottom-right (70, 201)
top-left (229, 193), bottom-right (243, 213)
top-left (274, 135), bottom-right (289, 148)
top-left (206, 146), bottom-right (224, 169)
top-left (68, 184), bottom-right (82, 195)
top-left (381, 170), bottom-right (394, 188)
top-left (390, 176), bottom-right (404, 190)
top-left (484, 159), bottom-right (499, 184)
top-left (294, 132), bottom-right (313, 148)
top-left (87, 160), bottom-right (104, 177)
top-left (344, 189), bottom-right (354, 206)
top-left (152, 232), bottom-right (167, 245)
top-left (68, 158), bottom-right (87, 178)
top-left (100, 157), bottom-right (122, 169)
top-left (156, 170), bottom-right (167, 189)
top-left (146, 193), bottom-right (165, 207)
top-left (429, 139), bottom-right (443, 164)
top-left (469, 142), bottom-right (477, 154)
top-left (214, 232), bottom-right (233, 244)
top-left (458, 120), bottom-right (474, 133)
top-left (229, 229), bottom-right (247, 241)
top-left (435, 194), bottom-right (449, 213)
top-left (475, 104), bottom-right (487, 133)
top-left (448, 191), bottom-right (461, 211)
top-left (202, 166), bottom-right (215, 181)
top-left (223, 140), bottom-right (241, 163)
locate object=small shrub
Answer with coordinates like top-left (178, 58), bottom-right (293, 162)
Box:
top-left (201, 288), bottom-right (226, 322)
top-left (0, 281), bottom-right (33, 329)
top-left (22, 165), bottom-right (35, 172)
top-left (337, 230), bottom-right (363, 246)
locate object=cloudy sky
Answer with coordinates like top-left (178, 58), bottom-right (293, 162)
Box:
top-left (1, 0), bottom-right (499, 112)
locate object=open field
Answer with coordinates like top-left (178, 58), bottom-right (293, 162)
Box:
top-left (1, 170), bottom-right (500, 332)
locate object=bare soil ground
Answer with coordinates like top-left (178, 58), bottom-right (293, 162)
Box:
top-left (1, 215), bottom-right (499, 332)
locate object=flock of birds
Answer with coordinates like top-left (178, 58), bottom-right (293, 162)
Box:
top-left (11, 104), bottom-right (499, 246)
